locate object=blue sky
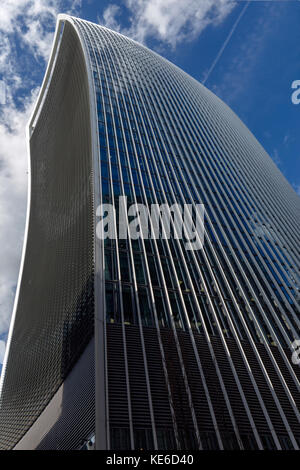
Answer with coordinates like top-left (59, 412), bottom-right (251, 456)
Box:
top-left (0, 0), bottom-right (299, 374)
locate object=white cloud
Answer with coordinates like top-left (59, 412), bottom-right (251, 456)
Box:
top-left (0, 340), bottom-right (6, 364)
top-left (101, 4), bottom-right (122, 33)
top-left (0, 1), bottom-right (81, 63)
top-left (20, 20), bottom-right (58, 63)
top-left (100, 0), bottom-right (235, 48)
top-left (0, 87), bottom-right (39, 337)
top-left (0, 1), bottom-right (82, 338)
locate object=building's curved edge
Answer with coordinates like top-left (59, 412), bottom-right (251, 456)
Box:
top-left (0, 125), bottom-right (29, 397)
top-left (0, 14), bottom-right (107, 450)
top-left (64, 16), bottom-right (107, 451)
top-left (0, 17), bottom-right (65, 399)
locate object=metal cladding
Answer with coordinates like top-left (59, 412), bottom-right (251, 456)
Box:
top-left (0, 16), bottom-right (299, 450)
top-left (0, 20), bottom-right (95, 449)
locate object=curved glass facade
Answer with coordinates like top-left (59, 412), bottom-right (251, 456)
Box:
top-left (0, 16), bottom-right (299, 450)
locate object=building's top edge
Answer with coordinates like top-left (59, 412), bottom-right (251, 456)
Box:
top-left (58, 14), bottom-right (147, 49)
top-left (56, 14), bottom-right (210, 92)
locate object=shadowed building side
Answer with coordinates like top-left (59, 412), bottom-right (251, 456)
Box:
top-left (0, 20), bottom-right (95, 450)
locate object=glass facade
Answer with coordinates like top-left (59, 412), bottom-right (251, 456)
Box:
top-left (0, 16), bottom-right (299, 450)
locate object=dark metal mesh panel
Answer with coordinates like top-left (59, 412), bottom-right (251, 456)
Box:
top-left (0, 22), bottom-right (94, 450)
top-left (36, 339), bottom-right (95, 450)
top-left (107, 325), bottom-right (300, 449)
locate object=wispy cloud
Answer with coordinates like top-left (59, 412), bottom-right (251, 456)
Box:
top-left (0, 1), bottom-right (81, 62)
top-left (293, 183), bottom-right (300, 196)
top-left (202, 1), bottom-right (250, 85)
top-left (283, 132), bottom-right (296, 147)
top-left (210, 2), bottom-right (282, 105)
top-left (100, 0), bottom-right (236, 48)
top-left (0, 1), bottom-right (82, 338)
top-left (271, 148), bottom-right (281, 167)
top-left (101, 4), bottom-right (122, 33)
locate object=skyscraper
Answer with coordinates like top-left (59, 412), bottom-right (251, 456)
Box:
top-left (0, 15), bottom-right (299, 450)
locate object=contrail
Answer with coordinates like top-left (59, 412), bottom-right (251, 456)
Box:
top-left (202, 1), bottom-right (250, 85)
